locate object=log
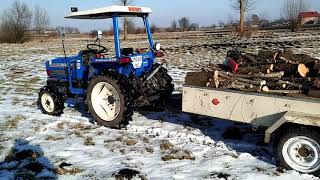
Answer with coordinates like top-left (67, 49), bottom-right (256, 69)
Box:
top-left (313, 79), bottom-right (320, 89)
top-left (266, 82), bottom-right (288, 89)
top-left (278, 80), bottom-right (304, 89)
top-left (297, 64), bottom-right (310, 77)
top-left (243, 53), bottom-right (257, 63)
top-left (308, 89), bottom-right (320, 98)
top-left (314, 60), bottom-right (320, 71)
top-left (238, 64), bottom-right (274, 74)
top-left (257, 50), bottom-right (278, 63)
top-left (280, 77), bottom-right (314, 82)
top-left (219, 72), bottom-right (267, 86)
top-left (225, 82), bottom-right (259, 91)
top-left (278, 57), bottom-right (298, 64)
top-left (264, 89), bottom-right (303, 94)
top-left (310, 60), bottom-right (320, 76)
top-left (275, 63), bottom-right (309, 77)
top-left (219, 71), bottom-right (284, 79)
top-left (277, 50), bottom-right (299, 63)
top-left (214, 70), bottom-right (219, 88)
top-left (185, 71), bottom-right (212, 86)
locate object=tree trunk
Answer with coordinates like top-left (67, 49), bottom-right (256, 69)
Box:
top-left (239, 0), bottom-right (245, 37)
top-left (123, 17), bottom-right (128, 41)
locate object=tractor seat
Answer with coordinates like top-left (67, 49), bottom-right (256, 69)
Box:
top-left (121, 48), bottom-right (134, 56)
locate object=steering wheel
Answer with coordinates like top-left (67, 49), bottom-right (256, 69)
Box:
top-left (87, 44), bottom-right (108, 54)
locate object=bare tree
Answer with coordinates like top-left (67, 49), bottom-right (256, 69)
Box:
top-left (178, 17), bottom-right (191, 31)
top-left (114, 0), bottom-right (134, 40)
top-left (171, 20), bottom-right (177, 31)
top-left (0, 1), bottom-right (33, 43)
top-left (150, 24), bottom-right (158, 33)
top-left (218, 20), bottom-right (225, 28)
top-left (34, 6), bottom-right (50, 42)
top-left (126, 18), bottom-right (136, 34)
top-left (231, 0), bottom-right (255, 36)
top-left (282, 0), bottom-right (309, 32)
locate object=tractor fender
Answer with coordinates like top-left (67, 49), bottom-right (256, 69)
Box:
top-left (88, 64), bottom-right (134, 79)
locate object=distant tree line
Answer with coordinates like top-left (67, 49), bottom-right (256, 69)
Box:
top-left (0, 1), bottom-right (81, 43)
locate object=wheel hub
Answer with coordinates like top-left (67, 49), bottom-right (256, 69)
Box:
top-left (298, 146), bottom-right (310, 158)
top-left (91, 82), bottom-right (121, 122)
top-left (41, 93), bottom-right (55, 113)
top-left (107, 96), bottom-right (115, 104)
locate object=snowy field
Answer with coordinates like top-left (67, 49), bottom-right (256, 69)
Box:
top-left (0, 31), bottom-right (320, 179)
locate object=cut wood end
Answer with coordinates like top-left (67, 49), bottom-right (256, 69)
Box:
top-left (262, 86), bottom-right (269, 92)
top-left (270, 64), bottom-right (274, 71)
top-left (298, 64), bottom-right (309, 77)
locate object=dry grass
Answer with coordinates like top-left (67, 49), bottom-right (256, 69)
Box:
top-left (145, 147), bottom-right (154, 154)
top-left (56, 122), bottom-right (65, 131)
top-left (161, 149), bottom-right (195, 161)
top-left (69, 130), bottom-right (83, 138)
top-left (160, 140), bottom-right (195, 161)
top-left (2, 115), bottom-right (26, 130)
top-left (70, 123), bottom-right (91, 131)
top-left (46, 135), bottom-right (64, 141)
top-left (0, 144), bottom-right (4, 153)
top-left (96, 131), bottom-right (104, 136)
top-left (29, 76), bottom-right (41, 84)
top-left (123, 139), bottom-right (138, 146)
top-left (104, 139), bottom-right (115, 144)
top-left (11, 97), bottom-right (20, 105)
top-left (84, 137), bottom-right (95, 146)
top-left (160, 140), bottom-right (174, 150)
top-left (142, 137), bottom-right (149, 144)
top-left (54, 167), bottom-right (84, 175)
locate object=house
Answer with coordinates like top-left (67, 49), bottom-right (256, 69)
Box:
top-left (298, 11), bottom-right (319, 25)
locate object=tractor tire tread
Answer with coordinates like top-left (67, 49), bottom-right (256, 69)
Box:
top-left (38, 86), bottom-right (65, 116)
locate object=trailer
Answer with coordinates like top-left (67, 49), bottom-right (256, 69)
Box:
top-left (182, 85), bottom-right (320, 176)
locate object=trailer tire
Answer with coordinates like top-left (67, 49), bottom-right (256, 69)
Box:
top-left (274, 126), bottom-right (320, 176)
top-left (87, 72), bottom-right (133, 129)
top-left (38, 86), bottom-right (65, 116)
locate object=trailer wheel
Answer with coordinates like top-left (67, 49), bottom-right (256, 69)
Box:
top-left (38, 86), bottom-right (65, 116)
top-left (87, 72), bottom-right (133, 129)
top-left (274, 126), bottom-right (320, 175)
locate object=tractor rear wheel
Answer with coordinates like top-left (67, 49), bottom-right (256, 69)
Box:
top-left (87, 72), bottom-right (133, 128)
top-left (134, 64), bottom-right (174, 108)
top-left (38, 86), bottom-right (65, 116)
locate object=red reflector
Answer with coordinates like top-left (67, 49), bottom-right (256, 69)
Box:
top-left (46, 70), bottom-right (52, 77)
top-left (120, 57), bottom-right (131, 64)
top-left (96, 54), bottom-right (105, 59)
top-left (212, 98), bottom-right (220, 106)
top-left (154, 52), bottom-right (164, 58)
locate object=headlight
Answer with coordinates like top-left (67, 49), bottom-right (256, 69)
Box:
top-left (155, 42), bottom-right (161, 51)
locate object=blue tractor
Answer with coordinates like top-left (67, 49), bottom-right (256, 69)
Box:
top-left (38, 6), bottom-right (174, 128)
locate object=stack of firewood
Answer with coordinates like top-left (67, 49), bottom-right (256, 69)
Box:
top-left (185, 49), bottom-right (320, 98)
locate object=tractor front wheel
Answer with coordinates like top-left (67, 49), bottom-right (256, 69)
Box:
top-left (38, 86), bottom-right (65, 116)
top-left (87, 73), bottom-right (133, 128)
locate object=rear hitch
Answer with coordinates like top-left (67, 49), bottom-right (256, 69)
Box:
top-left (146, 63), bottom-right (165, 81)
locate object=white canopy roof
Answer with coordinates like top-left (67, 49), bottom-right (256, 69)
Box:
top-left (65, 5), bottom-right (152, 19)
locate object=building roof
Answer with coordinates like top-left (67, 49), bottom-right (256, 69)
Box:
top-left (65, 5), bottom-right (152, 19)
top-left (298, 11), bottom-right (319, 19)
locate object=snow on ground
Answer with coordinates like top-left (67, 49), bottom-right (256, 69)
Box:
top-left (1, 31), bottom-right (320, 179)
